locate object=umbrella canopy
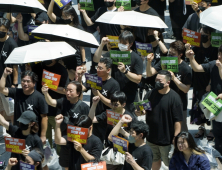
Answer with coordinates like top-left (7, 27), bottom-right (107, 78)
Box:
top-left (31, 24), bottom-right (100, 48)
top-left (0, 0), bottom-right (46, 13)
top-left (4, 42), bottom-right (76, 64)
top-left (200, 5), bottom-right (222, 31)
top-left (96, 11), bottom-right (168, 29)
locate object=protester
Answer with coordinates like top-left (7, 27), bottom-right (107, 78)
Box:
top-left (191, 0), bottom-right (212, 18)
top-left (149, 0), bottom-right (166, 21)
top-left (169, 131), bottom-right (211, 170)
top-left (54, 114), bottom-right (103, 170)
top-left (0, 111), bottom-right (44, 170)
top-left (0, 68), bottom-right (48, 143)
top-left (108, 114), bottom-right (153, 170)
top-left (94, 31), bottom-right (143, 112)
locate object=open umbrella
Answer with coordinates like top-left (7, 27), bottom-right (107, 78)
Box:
top-left (4, 42), bottom-right (76, 64)
top-left (0, 0), bottom-right (47, 13)
top-left (96, 11), bottom-right (168, 29)
top-left (31, 24), bottom-right (100, 48)
top-left (200, 5), bottom-right (222, 31)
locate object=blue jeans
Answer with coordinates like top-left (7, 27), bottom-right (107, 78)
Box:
top-left (212, 120), bottom-right (222, 154)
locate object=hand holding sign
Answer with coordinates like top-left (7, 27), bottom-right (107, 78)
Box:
top-left (168, 71), bottom-right (175, 81)
top-left (125, 152), bottom-right (136, 165)
top-left (22, 149), bottom-right (30, 157)
top-left (74, 141), bottom-right (83, 152)
top-left (5, 137), bottom-right (26, 154)
top-left (183, 28), bottom-right (201, 47)
top-left (216, 94), bottom-right (222, 100)
top-left (55, 114), bottom-right (64, 124)
top-left (42, 70), bottom-right (61, 90)
top-left (67, 125), bottom-right (89, 144)
top-left (118, 62), bottom-right (126, 73)
top-left (41, 84), bottom-right (49, 95)
top-left (147, 53), bottom-right (154, 62)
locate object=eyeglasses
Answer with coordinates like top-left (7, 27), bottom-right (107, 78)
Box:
top-left (21, 80), bottom-right (32, 84)
top-left (95, 66), bottom-right (104, 70)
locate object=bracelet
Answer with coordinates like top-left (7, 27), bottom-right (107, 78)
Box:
top-left (123, 70), bottom-right (128, 74)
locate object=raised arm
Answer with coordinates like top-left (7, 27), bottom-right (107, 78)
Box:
top-left (41, 84), bottom-right (57, 107)
top-left (88, 96), bottom-right (100, 123)
top-left (47, 0), bottom-right (57, 23)
top-left (93, 37), bottom-right (110, 63)
top-left (78, 4), bottom-right (94, 26)
top-left (92, 88), bottom-right (111, 108)
top-left (0, 67), bottom-right (12, 96)
top-left (5, 158), bottom-right (18, 170)
top-left (0, 114), bottom-right (9, 131)
top-left (54, 114), bottom-right (67, 145)
top-left (146, 53), bottom-right (158, 77)
top-left (16, 13), bottom-right (29, 41)
top-left (153, 30), bottom-right (168, 54)
top-left (216, 59), bottom-right (222, 80)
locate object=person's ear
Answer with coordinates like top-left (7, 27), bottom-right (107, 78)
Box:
top-left (35, 162), bottom-right (40, 167)
top-left (122, 103), bottom-right (126, 107)
top-left (107, 68), bottom-right (111, 74)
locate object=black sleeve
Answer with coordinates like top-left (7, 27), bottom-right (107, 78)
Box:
top-left (140, 148), bottom-right (153, 170)
top-left (172, 95), bottom-right (183, 122)
top-left (55, 16), bottom-right (66, 24)
top-left (182, 67), bottom-right (192, 85)
top-left (7, 123), bottom-right (19, 137)
top-left (153, 61), bottom-right (162, 72)
top-left (9, 38), bottom-right (18, 55)
top-left (96, 112), bottom-right (107, 123)
top-left (182, 14), bottom-right (191, 30)
top-left (143, 90), bottom-right (152, 101)
top-left (59, 68), bottom-right (69, 88)
top-left (101, 52), bottom-right (110, 60)
top-left (38, 94), bottom-right (48, 115)
top-left (89, 138), bottom-right (103, 160)
top-left (90, 8), bottom-right (101, 23)
top-left (56, 97), bottom-right (65, 110)
top-left (133, 54), bottom-right (143, 75)
top-left (7, 88), bottom-right (17, 98)
top-left (201, 60), bottom-right (215, 74)
top-left (34, 136), bottom-right (44, 153)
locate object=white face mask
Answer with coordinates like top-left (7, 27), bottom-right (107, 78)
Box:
top-left (118, 43), bottom-right (128, 51)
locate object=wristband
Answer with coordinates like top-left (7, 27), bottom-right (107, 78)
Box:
top-left (82, 61), bottom-right (86, 65)
top-left (12, 83), bottom-right (18, 87)
top-left (123, 70), bottom-right (128, 74)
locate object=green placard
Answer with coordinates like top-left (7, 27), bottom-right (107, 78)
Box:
top-left (160, 57), bottom-right (178, 73)
top-left (201, 92), bottom-right (222, 116)
top-left (211, 32), bottom-right (222, 48)
top-left (116, 0), bottom-right (131, 10)
top-left (110, 50), bottom-right (131, 65)
top-left (79, 0), bottom-right (94, 11)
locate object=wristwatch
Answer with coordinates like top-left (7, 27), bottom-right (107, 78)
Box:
top-left (123, 70), bottom-right (128, 74)
top-left (82, 61), bottom-right (86, 65)
top-left (157, 38), bottom-right (161, 42)
top-left (196, 8), bottom-right (201, 13)
top-left (12, 83), bottom-right (18, 87)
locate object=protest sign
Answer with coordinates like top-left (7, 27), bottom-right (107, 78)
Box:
top-left (106, 110), bottom-right (127, 127)
top-left (28, 26), bottom-right (43, 40)
top-left (112, 135), bottom-right (128, 154)
top-left (42, 69), bottom-right (61, 90)
top-left (85, 73), bottom-right (102, 90)
top-left (185, 0), bottom-right (202, 5)
top-left (67, 125), bottom-right (89, 144)
top-left (211, 32), bottom-right (222, 47)
top-left (135, 41), bottom-right (153, 56)
top-left (212, 0), bottom-right (218, 3)
top-left (110, 50), bottom-right (131, 65)
top-left (79, 0), bottom-right (95, 11)
top-left (134, 99), bottom-right (152, 111)
top-left (201, 92), bottom-right (222, 116)
top-left (54, 0), bottom-right (71, 9)
top-left (81, 161), bottom-right (106, 170)
top-left (182, 28), bottom-right (201, 47)
top-left (160, 57), bottom-right (179, 72)
top-left (38, 0), bottom-right (45, 4)
top-left (116, 0), bottom-right (131, 10)
top-left (4, 137), bottom-right (25, 154)
top-left (107, 35), bottom-right (119, 49)
top-left (20, 161), bottom-right (35, 170)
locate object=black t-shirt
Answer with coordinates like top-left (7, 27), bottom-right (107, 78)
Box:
top-left (134, 7), bottom-right (159, 43)
top-left (182, 13), bottom-right (201, 33)
top-left (32, 62), bottom-right (69, 116)
top-left (123, 143), bottom-right (153, 170)
top-left (154, 60), bottom-right (192, 110)
top-left (202, 60), bottom-right (222, 95)
top-left (103, 51), bottom-right (143, 104)
top-left (7, 124), bottom-right (43, 170)
top-left (7, 89), bottom-right (48, 134)
top-left (0, 37), bottom-right (17, 87)
top-left (144, 89), bottom-right (183, 146)
top-left (64, 134), bottom-right (103, 170)
top-left (192, 45), bottom-right (218, 91)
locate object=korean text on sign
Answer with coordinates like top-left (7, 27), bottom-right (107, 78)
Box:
top-left (85, 73), bottom-right (102, 90)
top-left (20, 161), bottom-right (35, 170)
top-left (135, 41), bottom-right (153, 56)
top-left (112, 135), bottom-right (129, 154)
top-left (81, 161), bottom-right (106, 170)
top-left (106, 110), bottom-right (127, 127)
top-left (211, 32), bottom-right (222, 48)
top-left (116, 0), bottom-right (131, 10)
top-left (54, 0), bottom-right (71, 9)
top-left (134, 99), bottom-right (152, 111)
top-left (161, 57), bottom-right (179, 72)
top-left (185, 0), bottom-right (202, 5)
top-left (110, 50), bottom-right (131, 65)
top-left (182, 28), bottom-right (201, 47)
top-left (107, 35), bottom-right (119, 49)
top-left (67, 125), bottom-right (89, 144)
top-left (79, 0), bottom-right (95, 11)
top-left (42, 69), bottom-right (61, 90)
top-left (5, 137), bottom-right (25, 154)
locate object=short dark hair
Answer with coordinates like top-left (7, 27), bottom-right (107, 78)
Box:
top-left (218, 45), bottom-right (222, 53)
top-left (202, 25), bottom-right (214, 35)
top-left (0, 18), bottom-right (10, 30)
top-left (170, 40), bottom-right (185, 56)
top-left (67, 81), bottom-right (82, 97)
top-left (62, 5), bottom-right (79, 26)
top-left (203, 0), bottom-right (212, 5)
top-left (32, 148), bottom-right (44, 170)
top-left (21, 71), bottom-right (38, 83)
top-left (99, 57), bottom-right (112, 69)
top-left (158, 70), bottom-right (172, 81)
top-left (119, 30), bottom-right (134, 44)
top-left (130, 121), bottom-right (149, 139)
top-left (75, 115), bottom-right (92, 128)
top-left (110, 91), bottom-right (127, 105)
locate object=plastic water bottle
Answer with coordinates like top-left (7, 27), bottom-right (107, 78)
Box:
top-left (8, 98), bottom-right (14, 114)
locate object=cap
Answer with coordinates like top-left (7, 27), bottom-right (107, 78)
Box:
top-left (28, 150), bottom-right (43, 162)
top-left (36, 12), bottom-right (48, 23)
top-left (17, 111), bottom-right (37, 125)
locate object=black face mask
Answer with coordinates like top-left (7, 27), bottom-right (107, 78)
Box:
top-left (155, 81), bottom-right (165, 90)
top-left (64, 19), bottom-right (72, 24)
top-left (19, 123), bottom-right (29, 131)
top-left (201, 34), bottom-right (209, 43)
top-left (199, 6), bottom-right (206, 11)
top-left (104, 1), bottom-right (114, 7)
top-left (0, 31), bottom-right (7, 38)
top-left (135, 0), bottom-right (142, 6)
top-left (148, 35), bottom-right (156, 43)
top-left (43, 60), bottom-right (53, 65)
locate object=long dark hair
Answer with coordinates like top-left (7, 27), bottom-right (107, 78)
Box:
top-left (174, 131), bottom-right (205, 155)
top-left (62, 5), bottom-right (79, 27)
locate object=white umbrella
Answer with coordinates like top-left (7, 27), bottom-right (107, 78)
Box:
top-left (4, 42), bottom-right (76, 64)
top-left (200, 5), bottom-right (222, 31)
top-left (31, 24), bottom-right (100, 48)
top-left (96, 11), bottom-right (168, 29)
top-left (0, 0), bottom-right (46, 13)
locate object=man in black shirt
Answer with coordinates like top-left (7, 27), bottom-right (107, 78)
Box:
top-left (108, 114), bottom-right (153, 170)
top-left (186, 45), bottom-right (222, 155)
top-left (0, 68), bottom-right (48, 144)
top-left (140, 70), bottom-right (183, 170)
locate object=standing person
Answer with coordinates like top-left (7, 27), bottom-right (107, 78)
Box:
top-left (186, 44), bottom-right (222, 155)
top-left (78, 57), bottom-right (120, 142)
top-left (149, 0), bottom-right (166, 21)
top-left (0, 111), bottom-right (44, 170)
top-left (169, 131), bottom-right (211, 170)
top-left (0, 68), bottom-right (48, 143)
top-left (41, 81), bottom-right (90, 169)
top-left (146, 41), bottom-right (192, 132)
top-left (94, 31), bottom-right (143, 112)
top-left (138, 70), bottom-right (183, 170)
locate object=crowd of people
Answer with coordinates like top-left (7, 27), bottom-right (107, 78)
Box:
top-left (0, 0), bottom-right (222, 170)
